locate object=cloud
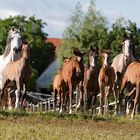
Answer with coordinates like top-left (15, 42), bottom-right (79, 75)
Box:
top-left (0, 9), bottom-right (20, 19)
top-left (101, 9), bottom-right (122, 23)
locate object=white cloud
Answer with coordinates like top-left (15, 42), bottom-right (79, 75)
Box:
top-left (0, 9), bottom-right (20, 19)
top-left (101, 9), bottom-right (122, 23)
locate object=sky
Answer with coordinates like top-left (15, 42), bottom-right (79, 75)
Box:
top-left (0, 0), bottom-right (140, 38)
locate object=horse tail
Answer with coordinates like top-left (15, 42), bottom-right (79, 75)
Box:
top-left (116, 72), bottom-right (121, 88)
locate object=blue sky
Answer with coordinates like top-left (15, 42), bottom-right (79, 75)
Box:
top-left (0, 0), bottom-right (140, 37)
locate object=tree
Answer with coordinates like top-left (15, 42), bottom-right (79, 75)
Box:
top-left (58, 0), bottom-right (140, 66)
top-left (57, 2), bottom-right (83, 64)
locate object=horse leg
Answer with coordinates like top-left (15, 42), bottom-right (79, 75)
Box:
top-left (53, 89), bottom-right (57, 112)
top-left (77, 81), bottom-right (84, 109)
top-left (59, 88), bottom-right (63, 114)
top-left (0, 79), bottom-right (7, 107)
top-left (125, 88), bottom-right (136, 116)
top-left (15, 79), bottom-right (20, 109)
top-left (119, 76), bottom-right (127, 115)
top-left (91, 91), bottom-right (97, 115)
top-left (8, 90), bottom-right (13, 111)
top-left (84, 87), bottom-right (91, 112)
top-left (21, 83), bottom-right (27, 109)
top-left (85, 87), bottom-right (89, 110)
top-left (68, 82), bottom-right (72, 114)
top-left (113, 83), bottom-right (119, 115)
top-left (104, 86), bottom-right (110, 114)
top-left (131, 83), bottom-right (140, 119)
top-left (98, 82), bottom-right (103, 115)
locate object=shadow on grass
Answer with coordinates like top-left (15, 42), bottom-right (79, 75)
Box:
top-left (0, 110), bottom-right (28, 118)
top-left (0, 110), bottom-right (140, 123)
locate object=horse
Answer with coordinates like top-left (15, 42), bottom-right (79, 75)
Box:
top-left (53, 56), bottom-right (71, 113)
top-left (0, 41), bottom-right (32, 110)
top-left (111, 37), bottom-right (135, 114)
top-left (59, 48), bottom-right (85, 114)
top-left (98, 50), bottom-right (115, 115)
top-left (83, 46), bottom-right (99, 112)
top-left (120, 61), bottom-right (140, 118)
top-left (71, 48), bottom-right (85, 111)
top-left (0, 26), bottom-right (22, 88)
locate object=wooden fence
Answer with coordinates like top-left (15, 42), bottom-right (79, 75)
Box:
top-left (25, 91), bottom-right (118, 114)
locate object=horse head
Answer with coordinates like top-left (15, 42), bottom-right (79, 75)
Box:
top-left (8, 26), bottom-right (22, 53)
top-left (88, 46), bottom-right (98, 70)
top-left (74, 60), bottom-right (81, 77)
top-left (72, 47), bottom-right (85, 62)
top-left (21, 40), bottom-right (32, 63)
top-left (3, 26), bottom-right (23, 61)
top-left (122, 38), bottom-right (132, 63)
top-left (100, 49), bottom-right (111, 69)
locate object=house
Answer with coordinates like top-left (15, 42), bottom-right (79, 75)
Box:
top-left (36, 38), bottom-right (62, 92)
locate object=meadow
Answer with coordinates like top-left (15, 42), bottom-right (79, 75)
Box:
top-left (0, 111), bottom-right (140, 140)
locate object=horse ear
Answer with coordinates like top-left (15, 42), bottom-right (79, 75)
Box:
top-left (11, 26), bottom-right (15, 31)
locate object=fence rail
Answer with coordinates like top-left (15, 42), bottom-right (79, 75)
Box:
top-left (25, 91), bottom-right (118, 114)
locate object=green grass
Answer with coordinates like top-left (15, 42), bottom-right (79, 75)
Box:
top-left (0, 111), bottom-right (140, 140)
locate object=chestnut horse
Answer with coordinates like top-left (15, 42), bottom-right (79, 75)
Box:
top-left (111, 37), bottom-right (135, 114)
top-left (83, 46), bottom-right (99, 111)
top-left (59, 48), bottom-right (85, 114)
top-left (53, 57), bottom-right (70, 113)
top-left (98, 50), bottom-right (115, 115)
top-left (0, 41), bottom-right (32, 109)
top-left (72, 48), bottom-right (85, 110)
top-left (120, 61), bottom-right (140, 118)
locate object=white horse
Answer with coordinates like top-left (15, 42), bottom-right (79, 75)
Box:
top-left (0, 26), bottom-right (22, 108)
top-left (111, 38), bottom-right (135, 114)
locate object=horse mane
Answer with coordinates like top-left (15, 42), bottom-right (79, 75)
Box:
top-left (3, 33), bottom-right (12, 58)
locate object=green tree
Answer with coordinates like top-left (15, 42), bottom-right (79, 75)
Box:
top-left (57, 2), bottom-right (83, 64)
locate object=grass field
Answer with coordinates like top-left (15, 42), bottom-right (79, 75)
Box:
top-left (0, 111), bottom-right (140, 140)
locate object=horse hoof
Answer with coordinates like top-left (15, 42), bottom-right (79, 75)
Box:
top-left (59, 109), bottom-right (63, 114)
top-left (69, 109), bottom-right (72, 114)
top-left (9, 106), bottom-right (13, 111)
top-left (76, 102), bottom-right (81, 109)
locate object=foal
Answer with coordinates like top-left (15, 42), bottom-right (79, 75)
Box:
top-left (98, 50), bottom-right (115, 114)
top-left (60, 52), bottom-right (82, 114)
top-left (120, 61), bottom-right (140, 118)
top-left (83, 47), bottom-right (99, 111)
top-left (53, 57), bottom-right (70, 113)
top-left (72, 48), bottom-right (85, 110)
top-left (1, 41), bottom-right (32, 109)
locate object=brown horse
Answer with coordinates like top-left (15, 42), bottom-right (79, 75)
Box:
top-left (71, 48), bottom-right (85, 110)
top-left (59, 48), bottom-right (85, 114)
top-left (111, 37), bottom-right (135, 114)
top-left (120, 61), bottom-right (140, 118)
top-left (53, 57), bottom-right (70, 113)
top-left (83, 46), bottom-right (99, 111)
top-left (0, 41), bottom-right (32, 110)
top-left (98, 50), bottom-right (115, 115)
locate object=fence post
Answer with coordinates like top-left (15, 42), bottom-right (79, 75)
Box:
top-left (32, 104), bottom-right (35, 112)
top-left (48, 98), bottom-right (51, 111)
top-left (45, 100), bottom-right (47, 112)
top-left (40, 102), bottom-right (43, 112)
